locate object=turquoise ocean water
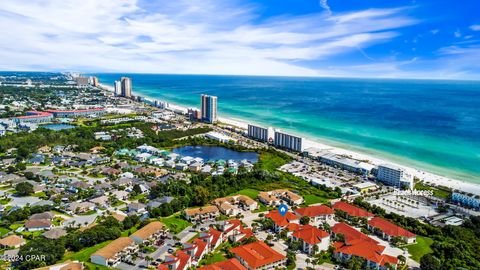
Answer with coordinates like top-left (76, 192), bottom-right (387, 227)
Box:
top-left (93, 74), bottom-right (480, 183)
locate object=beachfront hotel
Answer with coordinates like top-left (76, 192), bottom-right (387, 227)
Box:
top-left (247, 124), bottom-right (272, 142)
top-left (121, 77), bottom-right (132, 97)
top-left (201, 94), bottom-right (218, 123)
top-left (273, 130), bottom-right (303, 152)
top-left (377, 164), bottom-right (413, 189)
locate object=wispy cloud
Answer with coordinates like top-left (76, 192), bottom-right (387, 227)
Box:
top-left (471, 25), bottom-right (480, 31)
top-left (0, 0), bottom-right (475, 79)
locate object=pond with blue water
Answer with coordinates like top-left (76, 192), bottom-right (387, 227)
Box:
top-left (172, 146), bottom-right (258, 162)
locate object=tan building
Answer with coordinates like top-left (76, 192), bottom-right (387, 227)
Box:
top-left (184, 206), bottom-right (220, 223)
top-left (258, 189), bottom-right (304, 206)
top-left (213, 195), bottom-right (258, 216)
top-left (90, 237), bottom-right (138, 267)
top-left (130, 221), bottom-right (166, 244)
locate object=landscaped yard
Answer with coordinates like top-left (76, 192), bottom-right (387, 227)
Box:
top-left (159, 214), bottom-right (192, 234)
top-left (405, 236), bottom-right (434, 262)
top-left (229, 188), bottom-right (259, 199)
top-left (0, 198), bottom-right (11, 205)
top-left (9, 223), bottom-right (23, 231)
top-left (200, 252), bottom-right (227, 265)
top-left (0, 227), bottom-right (10, 237)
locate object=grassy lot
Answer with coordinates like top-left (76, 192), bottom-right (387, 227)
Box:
top-left (405, 236), bottom-right (434, 262)
top-left (414, 182), bottom-right (451, 199)
top-left (32, 191), bottom-right (48, 199)
top-left (257, 150), bottom-right (292, 172)
top-left (229, 188), bottom-right (259, 199)
top-left (0, 227), bottom-right (10, 237)
top-left (159, 214), bottom-right (192, 234)
top-left (121, 226), bottom-right (138, 237)
top-left (63, 240), bottom-right (112, 262)
top-left (303, 194), bottom-right (329, 206)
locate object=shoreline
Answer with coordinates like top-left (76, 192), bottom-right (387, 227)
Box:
top-left (98, 83), bottom-right (480, 195)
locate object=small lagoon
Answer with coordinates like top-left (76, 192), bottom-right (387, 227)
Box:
top-left (172, 146), bottom-right (258, 163)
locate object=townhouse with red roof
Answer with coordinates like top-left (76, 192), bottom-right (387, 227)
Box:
top-left (265, 210), bottom-right (299, 233)
top-left (197, 258), bottom-right (247, 270)
top-left (367, 217), bottom-right (416, 244)
top-left (158, 250), bottom-right (192, 270)
top-left (182, 238), bottom-right (209, 263)
top-left (290, 224), bottom-right (330, 255)
top-left (231, 241), bottom-right (287, 270)
top-left (219, 219), bottom-right (255, 242)
top-left (294, 204), bottom-right (334, 224)
top-left (331, 222), bottom-right (398, 270)
top-left (199, 228), bottom-right (223, 251)
top-left (332, 201), bottom-right (374, 219)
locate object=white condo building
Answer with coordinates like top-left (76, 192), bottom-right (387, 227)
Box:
top-left (377, 164), bottom-right (413, 189)
top-left (274, 130), bottom-right (303, 152)
top-left (114, 80), bottom-right (121, 96)
top-left (247, 124), bottom-right (272, 142)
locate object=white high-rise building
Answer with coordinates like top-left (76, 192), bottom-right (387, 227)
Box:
top-left (121, 77), bottom-right (132, 97)
top-left (274, 130), bottom-right (303, 152)
top-left (377, 164), bottom-right (413, 189)
top-left (201, 94), bottom-right (218, 123)
top-left (114, 81), bottom-right (121, 96)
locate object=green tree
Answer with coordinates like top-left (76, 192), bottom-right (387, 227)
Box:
top-left (15, 182), bottom-right (34, 196)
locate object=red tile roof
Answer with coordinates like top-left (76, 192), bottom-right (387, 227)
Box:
top-left (193, 238), bottom-right (209, 259)
top-left (265, 210), bottom-right (299, 227)
top-left (231, 241), bottom-right (286, 269)
top-left (332, 201), bottom-right (374, 218)
top-left (368, 217), bottom-right (416, 238)
top-left (335, 240), bottom-right (398, 266)
top-left (158, 250), bottom-right (190, 270)
top-left (295, 205), bottom-right (334, 217)
top-left (16, 111), bottom-right (53, 119)
top-left (197, 258), bottom-right (247, 270)
top-left (292, 225), bottom-right (329, 245)
top-left (332, 222), bottom-right (378, 245)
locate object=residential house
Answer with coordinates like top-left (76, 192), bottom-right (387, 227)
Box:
top-left (42, 228), bottom-right (68, 240)
top-left (0, 235), bottom-right (26, 248)
top-left (25, 219), bottom-right (52, 231)
top-left (67, 201), bottom-right (95, 214)
top-left (128, 202), bottom-right (146, 214)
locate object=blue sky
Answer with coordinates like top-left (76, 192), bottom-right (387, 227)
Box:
top-left (0, 0), bottom-right (479, 79)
